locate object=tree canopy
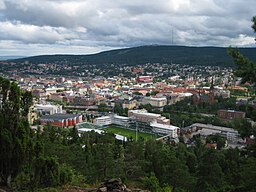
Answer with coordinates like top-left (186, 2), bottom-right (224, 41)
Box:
top-left (228, 16), bottom-right (256, 84)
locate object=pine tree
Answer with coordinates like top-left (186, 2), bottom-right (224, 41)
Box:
top-left (0, 77), bottom-right (33, 187)
top-left (228, 16), bottom-right (256, 84)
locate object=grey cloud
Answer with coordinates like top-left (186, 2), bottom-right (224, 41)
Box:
top-left (3, 1), bottom-right (81, 28)
top-left (0, 0), bottom-right (255, 56)
top-left (0, 0), bottom-right (5, 10)
top-left (0, 22), bottom-right (79, 44)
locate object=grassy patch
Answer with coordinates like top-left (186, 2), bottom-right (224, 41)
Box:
top-left (104, 126), bottom-right (156, 140)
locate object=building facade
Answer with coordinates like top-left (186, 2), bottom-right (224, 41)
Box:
top-left (128, 109), bottom-right (170, 125)
top-left (182, 123), bottom-right (240, 141)
top-left (136, 76), bottom-right (153, 83)
top-left (150, 121), bottom-right (179, 137)
top-left (217, 109), bottom-right (246, 120)
top-left (142, 97), bottom-right (167, 108)
top-left (35, 104), bottom-right (62, 115)
top-left (95, 116), bottom-right (112, 126)
top-left (111, 115), bottom-right (130, 127)
top-left (40, 114), bottom-right (83, 127)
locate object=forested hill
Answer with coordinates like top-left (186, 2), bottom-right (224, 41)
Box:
top-left (10, 45), bottom-right (256, 67)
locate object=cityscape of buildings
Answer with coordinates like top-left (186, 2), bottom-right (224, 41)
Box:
top-left (1, 59), bottom-right (255, 148)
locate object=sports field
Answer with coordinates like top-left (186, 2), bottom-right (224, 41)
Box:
top-left (104, 126), bottom-right (157, 140)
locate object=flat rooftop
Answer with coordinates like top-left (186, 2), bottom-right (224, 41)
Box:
top-left (41, 113), bottom-right (81, 121)
top-left (186, 123), bottom-right (238, 134)
top-left (136, 112), bottom-right (161, 118)
top-left (144, 97), bottom-right (167, 101)
top-left (96, 116), bottom-right (111, 120)
top-left (113, 115), bottom-right (130, 120)
top-left (150, 122), bottom-right (179, 130)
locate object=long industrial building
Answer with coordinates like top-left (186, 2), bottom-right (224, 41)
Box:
top-left (40, 114), bottom-right (83, 127)
top-left (182, 123), bottom-right (240, 141)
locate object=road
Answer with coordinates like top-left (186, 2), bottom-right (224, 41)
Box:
top-left (168, 110), bottom-right (215, 117)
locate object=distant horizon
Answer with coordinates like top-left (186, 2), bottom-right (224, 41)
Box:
top-left (0, 55), bottom-right (28, 60)
top-left (1, 44), bottom-right (255, 58)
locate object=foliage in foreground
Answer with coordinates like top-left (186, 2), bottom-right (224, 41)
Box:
top-left (228, 16), bottom-right (256, 85)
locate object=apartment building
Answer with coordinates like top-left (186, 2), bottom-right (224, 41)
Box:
top-left (128, 109), bottom-right (170, 125)
top-left (217, 109), bottom-right (246, 120)
top-left (35, 104), bottom-right (62, 115)
top-left (150, 121), bottom-right (179, 137)
top-left (95, 114), bottom-right (130, 127)
top-left (111, 115), bottom-right (130, 127)
top-left (142, 96), bottom-right (167, 107)
top-left (95, 116), bottom-right (112, 126)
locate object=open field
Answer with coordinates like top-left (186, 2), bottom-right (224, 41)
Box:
top-left (103, 126), bottom-right (157, 140)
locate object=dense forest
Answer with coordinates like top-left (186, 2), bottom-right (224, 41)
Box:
top-left (0, 76), bottom-right (256, 192)
top-left (9, 45), bottom-right (256, 67)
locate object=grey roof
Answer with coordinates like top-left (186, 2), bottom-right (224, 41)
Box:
top-left (183, 123), bottom-right (238, 135)
top-left (41, 113), bottom-right (81, 121)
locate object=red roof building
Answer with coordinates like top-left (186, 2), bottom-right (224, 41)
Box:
top-left (136, 76), bottom-right (153, 83)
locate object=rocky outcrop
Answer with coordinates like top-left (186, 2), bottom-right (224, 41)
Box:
top-left (64, 179), bottom-right (149, 192)
top-left (96, 178), bottom-right (149, 192)
top-left (65, 186), bottom-right (97, 192)
top-left (97, 178), bottom-right (128, 192)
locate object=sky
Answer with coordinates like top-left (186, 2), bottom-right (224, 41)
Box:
top-left (0, 0), bottom-right (255, 56)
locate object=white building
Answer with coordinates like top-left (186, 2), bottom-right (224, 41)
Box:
top-left (45, 87), bottom-right (57, 95)
top-left (111, 115), bottom-right (130, 127)
top-left (95, 114), bottom-right (130, 127)
top-left (95, 116), bottom-right (112, 126)
top-left (35, 104), bottom-right (62, 115)
top-left (169, 75), bottom-right (180, 81)
top-left (150, 121), bottom-right (179, 137)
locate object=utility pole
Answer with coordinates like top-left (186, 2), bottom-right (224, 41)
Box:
top-left (172, 29), bottom-right (174, 45)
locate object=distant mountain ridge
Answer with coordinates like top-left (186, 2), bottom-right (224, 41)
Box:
top-left (9, 45), bottom-right (256, 67)
top-left (0, 56), bottom-right (26, 61)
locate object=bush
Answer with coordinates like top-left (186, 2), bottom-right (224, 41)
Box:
top-left (59, 164), bottom-right (74, 185)
top-left (13, 170), bottom-right (30, 190)
top-left (143, 172), bottom-right (161, 192)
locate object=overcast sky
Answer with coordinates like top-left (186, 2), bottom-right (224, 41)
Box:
top-left (0, 0), bottom-right (255, 56)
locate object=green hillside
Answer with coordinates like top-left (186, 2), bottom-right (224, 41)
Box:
top-left (10, 45), bottom-right (256, 67)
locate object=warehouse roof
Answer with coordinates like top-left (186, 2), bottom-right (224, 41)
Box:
top-left (41, 113), bottom-right (81, 121)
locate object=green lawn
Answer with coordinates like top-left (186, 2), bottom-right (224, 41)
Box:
top-left (104, 126), bottom-right (157, 141)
